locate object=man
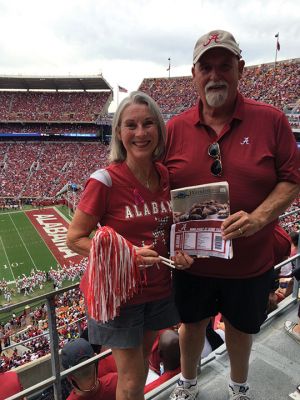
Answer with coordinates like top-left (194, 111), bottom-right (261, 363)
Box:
top-left (164, 29), bottom-right (300, 400)
top-left (61, 338), bottom-right (117, 400)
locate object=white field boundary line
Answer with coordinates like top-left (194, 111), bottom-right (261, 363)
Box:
top-left (0, 207), bottom-right (55, 216)
top-left (0, 235), bottom-right (16, 283)
top-left (0, 210), bottom-right (25, 215)
top-left (54, 206), bottom-right (72, 223)
top-left (8, 213), bottom-right (38, 271)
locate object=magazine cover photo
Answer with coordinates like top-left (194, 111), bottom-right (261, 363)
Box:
top-left (170, 182), bottom-right (232, 259)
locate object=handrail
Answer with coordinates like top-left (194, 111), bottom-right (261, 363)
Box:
top-left (2, 252), bottom-right (297, 352)
top-left (279, 208), bottom-right (300, 219)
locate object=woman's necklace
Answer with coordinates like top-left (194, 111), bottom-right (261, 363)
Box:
top-left (145, 175), bottom-right (151, 189)
top-left (126, 161), bottom-right (155, 189)
top-left (138, 171), bottom-right (152, 189)
top-left (127, 161), bottom-right (156, 190)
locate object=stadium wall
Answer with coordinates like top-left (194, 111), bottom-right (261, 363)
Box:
top-left (15, 353), bottom-right (53, 390)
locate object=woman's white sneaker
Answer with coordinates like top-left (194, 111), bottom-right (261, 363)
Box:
top-left (169, 380), bottom-right (199, 400)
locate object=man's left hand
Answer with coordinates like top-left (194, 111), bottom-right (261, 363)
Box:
top-left (221, 210), bottom-right (262, 240)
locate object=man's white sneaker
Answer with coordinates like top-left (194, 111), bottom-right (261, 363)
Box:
top-left (169, 380), bottom-right (199, 400)
top-left (229, 384), bottom-right (251, 400)
top-left (284, 320), bottom-right (300, 343)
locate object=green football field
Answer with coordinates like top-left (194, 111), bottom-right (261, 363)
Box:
top-left (0, 206), bottom-right (72, 284)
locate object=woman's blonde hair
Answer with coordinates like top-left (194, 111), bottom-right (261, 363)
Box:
top-left (109, 91), bottom-right (166, 163)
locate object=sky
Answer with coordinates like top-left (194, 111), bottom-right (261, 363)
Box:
top-left (0, 0), bottom-right (299, 111)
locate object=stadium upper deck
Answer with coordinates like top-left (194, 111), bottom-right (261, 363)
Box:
top-left (0, 75), bottom-right (113, 125)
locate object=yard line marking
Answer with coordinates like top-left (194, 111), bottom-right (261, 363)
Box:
top-left (0, 235), bottom-right (16, 282)
top-left (8, 213), bottom-right (38, 271)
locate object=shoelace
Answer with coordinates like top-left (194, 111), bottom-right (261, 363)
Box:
top-left (230, 385), bottom-right (249, 399)
top-left (172, 388), bottom-right (191, 399)
top-left (232, 387), bottom-right (250, 400)
top-left (172, 386), bottom-right (196, 399)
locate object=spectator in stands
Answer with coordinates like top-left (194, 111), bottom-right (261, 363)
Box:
top-left (149, 322), bottom-right (224, 376)
top-left (290, 230), bottom-right (299, 257)
top-left (0, 141), bottom-right (109, 198)
top-left (268, 224), bottom-right (292, 311)
top-left (164, 29), bottom-right (300, 400)
top-left (0, 367), bottom-right (25, 400)
top-left (284, 230), bottom-right (300, 343)
top-left (145, 329), bottom-right (181, 394)
top-left (61, 338), bottom-right (117, 400)
top-left (67, 91), bottom-right (193, 400)
top-left (145, 322), bottom-right (224, 394)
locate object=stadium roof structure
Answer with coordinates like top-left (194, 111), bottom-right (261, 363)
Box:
top-left (0, 74), bottom-right (113, 91)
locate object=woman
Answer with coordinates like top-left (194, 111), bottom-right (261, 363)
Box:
top-left (67, 91), bottom-right (193, 400)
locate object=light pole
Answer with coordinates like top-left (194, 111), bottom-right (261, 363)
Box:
top-left (274, 33), bottom-right (280, 79)
top-left (167, 58), bottom-right (171, 78)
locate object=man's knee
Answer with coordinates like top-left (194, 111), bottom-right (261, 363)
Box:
top-left (180, 318), bottom-right (210, 337)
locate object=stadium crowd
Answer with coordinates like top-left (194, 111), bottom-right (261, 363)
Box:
top-left (0, 123), bottom-right (100, 134)
top-left (280, 197), bottom-right (300, 233)
top-left (238, 59), bottom-right (299, 111)
top-left (0, 91), bottom-right (111, 122)
top-left (139, 76), bottom-right (197, 115)
top-left (0, 289), bottom-right (86, 371)
top-left (0, 142), bottom-right (109, 198)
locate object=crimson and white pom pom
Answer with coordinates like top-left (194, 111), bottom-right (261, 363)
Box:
top-left (81, 226), bottom-right (143, 323)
